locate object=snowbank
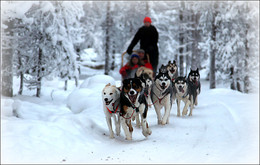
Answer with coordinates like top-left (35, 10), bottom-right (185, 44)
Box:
top-left (67, 75), bottom-right (116, 114)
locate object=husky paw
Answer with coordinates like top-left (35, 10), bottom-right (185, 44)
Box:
top-left (116, 130), bottom-right (120, 136)
top-left (177, 113), bottom-right (180, 117)
top-left (125, 137), bottom-right (132, 140)
top-left (147, 128), bottom-right (152, 135)
top-left (161, 120), bottom-right (167, 125)
top-left (157, 120), bottom-right (162, 125)
top-left (142, 129), bottom-right (152, 137)
top-left (182, 110), bottom-right (188, 116)
top-left (110, 134), bottom-right (115, 139)
top-left (189, 113), bottom-right (192, 116)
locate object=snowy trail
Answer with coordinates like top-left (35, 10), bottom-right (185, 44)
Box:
top-left (1, 78), bottom-right (259, 164)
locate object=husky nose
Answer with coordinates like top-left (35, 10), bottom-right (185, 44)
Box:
top-left (104, 98), bottom-right (108, 102)
top-left (162, 82), bottom-right (166, 86)
top-left (130, 91), bottom-right (135, 95)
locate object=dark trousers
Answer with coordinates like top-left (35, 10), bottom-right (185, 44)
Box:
top-left (144, 46), bottom-right (159, 77)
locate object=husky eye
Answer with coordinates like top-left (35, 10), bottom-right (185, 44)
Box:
top-left (109, 93), bottom-right (113, 95)
top-left (104, 92), bottom-right (106, 95)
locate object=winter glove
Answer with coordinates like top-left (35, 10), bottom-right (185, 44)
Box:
top-left (127, 49), bottom-right (132, 55)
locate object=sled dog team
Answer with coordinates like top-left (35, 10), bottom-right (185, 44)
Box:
top-left (102, 60), bottom-right (201, 140)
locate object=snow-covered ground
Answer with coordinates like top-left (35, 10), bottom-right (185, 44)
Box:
top-left (1, 73), bottom-right (259, 164)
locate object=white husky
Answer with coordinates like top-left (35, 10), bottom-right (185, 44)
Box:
top-left (102, 83), bottom-right (121, 138)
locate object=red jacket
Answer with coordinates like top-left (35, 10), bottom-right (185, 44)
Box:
top-left (119, 63), bottom-right (139, 77)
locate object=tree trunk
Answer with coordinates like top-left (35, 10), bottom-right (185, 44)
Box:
top-left (191, 12), bottom-right (199, 70)
top-left (104, 1), bottom-right (111, 75)
top-left (210, 3), bottom-right (217, 89)
top-left (146, 1), bottom-right (150, 16)
top-left (230, 67), bottom-right (235, 90)
top-left (110, 41), bottom-right (115, 71)
top-left (64, 80), bottom-right (68, 91)
top-left (244, 3), bottom-right (250, 93)
top-left (2, 20), bottom-right (14, 97)
top-left (18, 53), bottom-right (23, 95)
top-left (36, 47), bottom-right (42, 97)
top-left (74, 76), bottom-right (78, 87)
top-left (179, 1), bottom-right (185, 76)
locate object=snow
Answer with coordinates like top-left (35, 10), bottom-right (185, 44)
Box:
top-left (80, 48), bottom-right (105, 67)
top-left (67, 75), bottom-right (116, 114)
top-left (1, 74), bottom-right (259, 164)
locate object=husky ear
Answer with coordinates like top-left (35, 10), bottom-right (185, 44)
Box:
top-left (196, 68), bottom-right (199, 72)
top-left (190, 68), bottom-right (192, 71)
top-left (173, 60), bottom-right (176, 64)
top-left (105, 83), bottom-right (111, 87)
top-left (168, 60), bottom-right (171, 64)
top-left (184, 75), bottom-right (186, 79)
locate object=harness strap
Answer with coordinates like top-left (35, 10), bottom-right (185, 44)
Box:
top-left (106, 104), bottom-right (119, 114)
top-left (150, 89), bottom-right (170, 106)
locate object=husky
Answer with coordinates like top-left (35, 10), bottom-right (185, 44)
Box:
top-left (120, 78), bottom-right (152, 140)
top-left (167, 60), bottom-right (178, 81)
top-left (136, 72), bottom-right (153, 107)
top-left (158, 64), bottom-right (168, 74)
top-left (167, 60), bottom-right (178, 103)
top-left (175, 76), bottom-right (194, 116)
top-left (151, 65), bottom-right (173, 125)
top-left (102, 83), bottom-right (121, 138)
top-left (187, 68), bottom-right (201, 106)
top-left (133, 72), bottom-right (153, 128)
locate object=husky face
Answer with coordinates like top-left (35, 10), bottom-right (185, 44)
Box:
top-left (142, 73), bottom-right (153, 88)
top-left (175, 77), bottom-right (188, 94)
top-left (122, 78), bottom-right (142, 104)
top-left (102, 83), bottom-right (119, 106)
top-left (159, 64), bottom-right (168, 74)
top-left (167, 60), bottom-right (177, 77)
top-left (155, 73), bottom-right (171, 90)
top-left (188, 68), bottom-right (200, 83)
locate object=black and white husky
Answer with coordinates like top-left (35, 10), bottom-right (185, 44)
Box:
top-left (167, 60), bottom-right (178, 103)
top-left (175, 76), bottom-right (194, 116)
top-left (120, 78), bottom-right (152, 140)
top-left (167, 60), bottom-right (178, 82)
top-left (133, 72), bottom-right (153, 128)
top-left (102, 83), bottom-right (121, 138)
top-left (187, 68), bottom-right (201, 106)
top-left (151, 65), bottom-right (173, 125)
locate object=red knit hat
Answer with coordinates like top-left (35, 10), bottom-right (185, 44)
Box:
top-left (143, 17), bottom-right (152, 23)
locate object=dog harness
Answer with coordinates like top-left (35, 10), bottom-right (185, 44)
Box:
top-left (150, 84), bottom-right (172, 105)
top-left (106, 98), bottom-right (120, 114)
